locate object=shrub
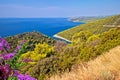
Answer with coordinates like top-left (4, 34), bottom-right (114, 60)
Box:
top-left (20, 43), bottom-right (54, 62)
top-left (54, 41), bottom-right (67, 53)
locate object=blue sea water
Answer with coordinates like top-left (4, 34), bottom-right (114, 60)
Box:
top-left (0, 18), bottom-right (83, 38)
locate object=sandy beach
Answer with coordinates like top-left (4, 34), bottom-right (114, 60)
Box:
top-left (53, 34), bottom-right (72, 43)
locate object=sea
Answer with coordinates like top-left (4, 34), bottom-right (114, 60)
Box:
top-left (0, 18), bottom-right (83, 38)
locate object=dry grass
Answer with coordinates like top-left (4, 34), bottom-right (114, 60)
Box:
top-left (49, 46), bottom-right (120, 80)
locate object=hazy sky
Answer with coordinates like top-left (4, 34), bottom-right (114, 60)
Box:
top-left (0, 0), bottom-right (120, 18)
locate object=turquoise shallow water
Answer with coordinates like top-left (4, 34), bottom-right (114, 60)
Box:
top-left (0, 18), bottom-right (83, 38)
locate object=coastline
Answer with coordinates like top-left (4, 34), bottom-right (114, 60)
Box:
top-left (53, 34), bottom-right (72, 43)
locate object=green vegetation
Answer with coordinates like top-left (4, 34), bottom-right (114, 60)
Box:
top-left (5, 31), bottom-right (55, 53)
top-left (58, 15), bottom-right (120, 40)
top-left (2, 15), bottom-right (120, 80)
top-left (20, 43), bottom-right (54, 63)
top-left (18, 28), bottom-right (120, 80)
top-left (50, 46), bottom-right (120, 80)
top-left (73, 28), bottom-right (120, 61)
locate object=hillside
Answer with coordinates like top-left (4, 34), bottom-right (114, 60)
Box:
top-left (5, 32), bottom-right (55, 53)
top-left (68, 16), bottom-right (105, 22)
top-left (19, 28), bottom-right (120, 80)
top-left (57, 15), bottom-right (120, 40)
top-left (50, 46), bottom-right (120, 80)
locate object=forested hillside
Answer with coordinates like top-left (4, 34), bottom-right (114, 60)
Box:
top-left (57, 15), bottom-right (120, 40)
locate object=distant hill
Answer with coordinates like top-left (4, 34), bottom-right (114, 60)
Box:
top-left (57, 15), bottom-right (120, 40)
top-left (68, 16), bottom-right (105, 22)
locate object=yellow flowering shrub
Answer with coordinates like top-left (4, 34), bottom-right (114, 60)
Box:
top-left (20, 43), bottom-right (54, 62)
top-left (28, 62), bottom-right (36, 65)
top-left (72, 31), bottom-right (92, 45)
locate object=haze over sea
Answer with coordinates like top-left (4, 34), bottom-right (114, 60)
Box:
top-left (0, 18), bottom-right (83, 38)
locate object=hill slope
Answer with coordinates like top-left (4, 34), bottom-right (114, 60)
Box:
top-left (5, 32), bottom-right (55, 53)
top-left (68, 16), bottom-right (105, 22)
top-left (21, 28), bottom-right (120, 80)
top-left (50, 46), bottom-right (120, 80)
top-left (57, 15), bottom-right (120, 40)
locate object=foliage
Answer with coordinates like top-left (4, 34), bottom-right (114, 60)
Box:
top-left (20, 28), bottom-right (120, 80)
top-left (72, 31), bottom-right (93, 45)
top-left (87, 34), bottom-right (100, 43)
top-left (50, 46), bottom-right (120, 80)
top-left (29, 50), bottom-right (77, 80)
top-left (0, 37), bottom-right (37, 80)
top-left (20, 43), bottom-right (54, 62)
top-left (5, 32), bottom-right (55, 53)
top-left (77, 28), bottom-right (120, 61)
top-left (57, 15), bottom-right (120, 40)
top-left (21, 44), bottom-right (81, 80)
top-left (54, 41), bottom-right (67, 53)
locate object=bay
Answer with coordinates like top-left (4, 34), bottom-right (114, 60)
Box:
top-left (0, 18), bottom-right (83, 38)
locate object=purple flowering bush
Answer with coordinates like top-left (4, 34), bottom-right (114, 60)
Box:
top-left (0, 37), bottom-right (37, 80)
top-left (14, 70), bottom-right (36, 80)
top-left (0, 64), bottom-right (11, 80)
top-left (0, 37), bottom-right (10, 51)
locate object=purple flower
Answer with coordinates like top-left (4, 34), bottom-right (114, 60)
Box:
top-left (0, 64), bottom-right (11, 80)
top-left (0, 37), bottom-right (33, 80)
top-left (0, 38), bottom-right (26, 60)
top-left (14, 45), bottom-right (22, 53)
top-left (22, 58), bottom-right (33, 63)
top-left (0, 43), bottom-right (3, 50)
top-left (3, 53), bottom-right (16, 60)
top-left (0, 54), bottom-right (3, 57)
top-left (3, 40), bottom-right (10, 50)
top-left (17, 74), bottom-right (25, 80)
top-left (20, 40), bottom-right (26, 45)
top-left (0, 37), bottom-right (3, 42)
top-left (0, 37), bottom-right (10, 50)
top-left (14, 40), bottom-right (26, 53)
top-left (14, 70), bottom-right (20, 76)
top-left (24, 75), bottom-right (37, 80)
top-left (17, 74), bottom-right (37, 80)
top-left (14, 70), bottom-right (37, 80)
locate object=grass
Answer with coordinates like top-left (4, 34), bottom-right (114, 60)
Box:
top-left (50, 46), bottom-right (120, 80)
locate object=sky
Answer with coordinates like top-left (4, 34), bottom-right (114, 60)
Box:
top-left (0, 0), bottom-right (120, 18)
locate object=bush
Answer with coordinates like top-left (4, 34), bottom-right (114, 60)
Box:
top-left (20, 43), bottom-right (54, 62)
